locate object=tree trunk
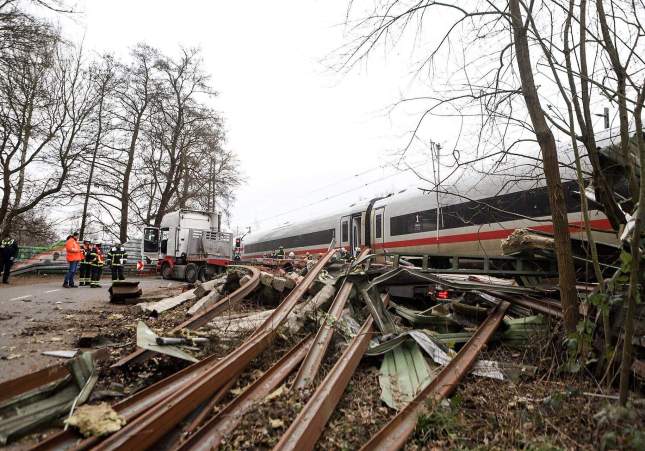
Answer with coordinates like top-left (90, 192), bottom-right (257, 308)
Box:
top-left (509, 0), bottom-right (579, 332)
top-left (596, 0), bottom-right (639, 200)
top-left (619, 83), bottom-right (645, 405)
top-left (119, 114), bottom-right (142, 242)
top-left (14, 88), bottom-right (35, 209)
top-left (575, 0), bottom-right (625, 230)
top-left (80, 93), bottom-right (105, 240)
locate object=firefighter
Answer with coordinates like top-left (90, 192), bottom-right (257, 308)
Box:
top-left (79, 240), bottom-right (92, 286)
top-left (275, 245), bottom-right (285, 259)
top-left (107, 243), bottom-right (127, 281)
top-left (0, 235), bottom-right (19, 284)
top-left (90, 243), bottom-right (105, 288)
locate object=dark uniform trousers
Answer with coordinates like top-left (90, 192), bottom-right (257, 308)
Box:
top-left (111, 265), bottom-right (124, 281)
top-left (0, 238), bottom-right (18, 283)
top-left (79, 248), bottom-right (93, 286)
top-left (108, 247), bottom-right (127, 281)
top-left (91, 264), bottom-right (103, 286)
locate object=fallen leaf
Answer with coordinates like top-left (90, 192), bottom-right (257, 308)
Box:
top-left (264, 385), bottom-right (285, 402)
top-left (269, 418), bottom-right (284, 429)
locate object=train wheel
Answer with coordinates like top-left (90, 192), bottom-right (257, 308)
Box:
top-left (185, 263), bottom-right (198, 284)
top-left (160, 261), bottom-right (173, 280)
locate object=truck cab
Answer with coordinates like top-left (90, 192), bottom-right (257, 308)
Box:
top-left (142, 209), bottom-right (233, 282)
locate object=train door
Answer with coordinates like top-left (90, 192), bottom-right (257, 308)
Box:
top-left (340, 216), bottom-right (350, 251)
top-left (351, 214), bottom-right (362, 256)
top-left (373, 207), bottom-right (385, 249)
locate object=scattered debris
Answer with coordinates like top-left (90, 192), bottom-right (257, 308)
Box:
top-left (135, 321), bottom-right (198, 363)
top-left (65, 402), bottom-right (126, 437)
top-left (108, 281), bottom-right (142, 304)
top-left (501, 228), bottom-right (555, 254)
top-left (3, 244), bottom-right (641, 450)
top-left (42, 350), bottom-right (78, 359)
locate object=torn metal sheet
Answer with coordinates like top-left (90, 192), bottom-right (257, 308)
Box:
top-left (502, 315), bottom-right (548, 347)
top-left (136, 321), bottom-right (198, 363)
top-left (379, 341), bottom-right (434, 410)
top-left (366, 329), bottom-right (520, 381)
top-left (0, 352), bottom-right (97, 445)
top-left (409, 330), bottom-right (506, 380)
top-left (391, 302), bottom-right (461, 332)
top-left (359, 284), bottom-right (396, 334)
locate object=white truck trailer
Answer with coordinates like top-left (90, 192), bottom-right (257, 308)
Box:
top-left (141, 209), bottom-right (233, 282)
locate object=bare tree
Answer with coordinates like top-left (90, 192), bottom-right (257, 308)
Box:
top-left (144, 48), bottom-right (216, 227)
top-left (79, 54), bottom-right (117, 239)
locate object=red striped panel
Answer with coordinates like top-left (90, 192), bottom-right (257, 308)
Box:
top-left (243, 219), bottom-right (614, 257)
top-left (372, 219), bottom-right (613, 250)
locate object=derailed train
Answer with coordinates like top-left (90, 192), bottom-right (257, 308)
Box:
top-left (240, 178), bottom-right (618, 262)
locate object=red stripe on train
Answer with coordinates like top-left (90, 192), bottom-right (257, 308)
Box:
top-left (372, 219), bottom-right (613, 250)
top-left (244, 219), bottom-right (614, 257)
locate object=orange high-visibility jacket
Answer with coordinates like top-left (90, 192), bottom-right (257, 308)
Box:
top-left (65, 237), bottom-right (83, 262)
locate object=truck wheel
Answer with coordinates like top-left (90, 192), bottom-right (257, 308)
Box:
top-left (197, 265), bottom-right (208, 282)
top-left (161, 261), bottom-right (173, 280)
top-left (185, 263), bottom-right (198, 284)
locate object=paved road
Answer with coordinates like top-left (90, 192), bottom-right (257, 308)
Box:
top-left (0, 276), bottom-right (176, 382)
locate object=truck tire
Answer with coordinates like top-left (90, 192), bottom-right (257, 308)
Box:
top-left (161, 261), bottom-right (173, 280)
top-left (185, 263), bottom-right (198, 284)
top-left (197, 265), bottom-right (208, 282)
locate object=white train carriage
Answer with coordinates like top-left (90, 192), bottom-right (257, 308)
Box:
top-left (241, 179), bottom-right (618, 262)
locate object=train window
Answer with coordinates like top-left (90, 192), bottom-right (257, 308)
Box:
top-left (439, 181), bottom-right (583, 230)
top-left (390, 209), bottom-right (437, 236)
top-left (341, 221), bottom-right (348, 242)
top-left (243, 228), bottom-right (336, 254)
top-left (375, 214), bottom-right (382, 239)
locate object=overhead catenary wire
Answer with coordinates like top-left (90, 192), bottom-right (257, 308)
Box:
top-left (250, 158), bottom-right (434, 227)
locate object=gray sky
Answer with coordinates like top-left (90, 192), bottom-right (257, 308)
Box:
top-left (62, 0), bottom-right (452, 237)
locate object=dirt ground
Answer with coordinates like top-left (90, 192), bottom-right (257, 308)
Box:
top-left (0, 274), bottom-right (170, 382)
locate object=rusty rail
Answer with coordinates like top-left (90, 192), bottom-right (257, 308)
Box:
top-left (273, 308), bottom-right (378, 451)
top-left (292, 281), bottom-right (353, 390)
top-left (92, 248), bottom-right (337, 451)
top-left (178, 335), bottom-right (315, 451)
top-left (0, 364), bottom-right (69, 404)
top-left (111, 265), bottom-right (261, 368)
top-left (31, 353), bottom-right (222, 451)
top-left (360, 300), bottom-right (511, 451)
top-left (251, 249), bottom-right (337, 338)
top-left (0, 348), bottom-right (110, 405)
top-left (181, 375), bottom-right (238, 438)
top-left (292, 248), bottom-right (370, 390)
top-left (484, 290), bottom-right (562, 318)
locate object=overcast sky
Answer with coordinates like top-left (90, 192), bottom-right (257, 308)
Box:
top-left (58, 0), bottom-right (457, 237)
